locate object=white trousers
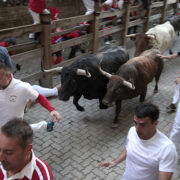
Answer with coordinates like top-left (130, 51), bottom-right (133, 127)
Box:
top-left (172, 84), bottom-right (180, 104)
top-left (32, 85), bottom-right (58, 97)
top-left (170, 99), bottom-right (180, 149)
top-left (30, 121), bottom-right (47, 132)
top-left (170, 84), bottom-right (180, 149)
top-left (82, 0), bottom-right (94, 15)
top-left (28, 8), bottom-right (40, 39)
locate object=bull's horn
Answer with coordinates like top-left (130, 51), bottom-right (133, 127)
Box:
top-left (43, 67), bottom-right (63, 73)
top-left (123, 80), bottom-right (135, 90)
top-left (98, 64), bottom-right (112, 79)
top-left (42, 67), bottom-right (63, 73)
top-left (76, 69), bottom-right (91, 78)
top-left (147, 34), bottom-right (155, 39)
top-left (126, 34), bottom-right (136, 38)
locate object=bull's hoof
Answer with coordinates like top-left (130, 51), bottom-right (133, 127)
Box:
top-left (154, 89), bottom-right (158, 94)
top-left (76, 106), bottom-right (85, 111)
top-left (99, 104), bottom-right (108, 109)
top-left (111, 123), bottom-right (119, 128)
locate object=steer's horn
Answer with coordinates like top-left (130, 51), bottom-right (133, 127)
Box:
top-left (98, 64), bottom-right (112, 79)
top-left (42, 67), bottom-right (63, 73)
top-left (147, 34), bottom-right (155, 39)
top-left (126, 34), bottom-right (136, 38)
top-left (76, 69), bottom-right (91, 78)
top-left (123, 80), bottom-right (135, 90)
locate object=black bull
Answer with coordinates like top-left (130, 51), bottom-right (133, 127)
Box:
top-left (43, 46), bottom-right (129, 111)
top-left (99, 49), bottom-right (164, 126)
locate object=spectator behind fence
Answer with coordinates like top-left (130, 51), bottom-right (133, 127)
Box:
top-left (0, 47), bottom-right (14, 69)
top-left (99, 103), bottom-right (177, 180)
top-left (0, 39), bottom-right (21, 71)
top-left (28, 0), bottom-right (47, 40)
top-left (158, 52), bottom-right (180, 150)
top-left (102, 0), bottom-right (124, 44)
top-left (49, 7), bottom-right (64, 64)
top-left (82, 0), bottom-right (95, 15)
top-left (141, 0), bottom-right (151, 18)
top-left (0, 118), bottom-right (53, 179)
top-left (0, 51), bottom-right (61, 132)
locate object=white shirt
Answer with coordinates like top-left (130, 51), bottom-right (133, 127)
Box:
top-left (0, 77), bottom-right (38, 127)
top-left (122, 127), bottom-right (177, 180)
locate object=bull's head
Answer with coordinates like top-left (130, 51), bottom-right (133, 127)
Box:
top-left (42, 66), bottom-right (91, 101)
top-left (98, 64), bottom-right (135, 106)
top-left (126, 33), bottom-right (155, 57)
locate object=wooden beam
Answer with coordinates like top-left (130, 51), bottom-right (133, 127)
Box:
top-left (11, 48), bottom-right (43, 64)
top-left (98, 25), bottom-right (123, 37)
top-left (98, 9), bottom-right (123, 19)
top-left (160, 0), bottom-right (168, 23)
top-left (51, 24), bottom-right (90, 37)
top-left (151, 2), bottom-right (163, 8)
top-left (0, 24), bottom-right (42, 40)
top-left (21, 72), bottom-right (43, 83)
top-left (51, 14), bottom-right (94, 29)
top-left (143, 4), bottom-right (152, 32)
top-left (120, 1), bottom-right (131, 45)
top-left (51, 33), bottom-right (93, 53)
top-left (39, 12), bottom-right (53, 87)
top-left (7, 42), bottom-right (41, 54)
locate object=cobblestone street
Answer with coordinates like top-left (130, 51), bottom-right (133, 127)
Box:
top-left (22, 35), bottom-right (180, 180)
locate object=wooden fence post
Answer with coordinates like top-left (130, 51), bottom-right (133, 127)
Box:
top-left (143, 3), bottom-right (152, 32)
top-left (120, 0), bottom-right (131, 45)
top-left (39, 10), bottom-right (53, 88)
top-left (89, 0), bottom-right (100, 53)
top-left (160, 0), bottom-right (168, 23)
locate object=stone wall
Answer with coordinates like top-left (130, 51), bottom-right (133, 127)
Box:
top-left (0, 0), bottom-right (85, 29)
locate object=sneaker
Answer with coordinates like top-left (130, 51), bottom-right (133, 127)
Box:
top-left (105, 41), bottom-right (111, 45)
top-left (166, 103), bottom-right (176, 113)
top-left (47, 121), bottom-right (54, 132)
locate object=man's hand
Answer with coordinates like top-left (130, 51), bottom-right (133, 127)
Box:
top-left (175, 76), bottom-right (180, 85)
top-left (98, 161), bottom-right (117, 169)
top-left (50, 110), bottom-right (61, 122)
top-left (157, 54), bottom-right (178, 60)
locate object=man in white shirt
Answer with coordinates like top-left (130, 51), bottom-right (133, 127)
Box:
top-left (99, 102), bottom-right (177, 180)
top-left (0, 62), bottom-right (60, 132)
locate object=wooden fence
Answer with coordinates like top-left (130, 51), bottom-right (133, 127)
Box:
top-left (0, 0), bottom-right (178, 87)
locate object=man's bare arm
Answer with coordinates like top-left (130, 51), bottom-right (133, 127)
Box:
top-left (159, 171), bottom-right (173, 180)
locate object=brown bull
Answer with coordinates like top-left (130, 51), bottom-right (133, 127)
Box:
top-left (99, 49), bottom-right (164, 127)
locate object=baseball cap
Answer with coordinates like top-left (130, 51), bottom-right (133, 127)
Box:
top-left (0, 46), bottom-right (14, 69)
top-left (7, 37), bottom-right (16, 45)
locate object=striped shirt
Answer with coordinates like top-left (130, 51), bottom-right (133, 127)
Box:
top-left (0, 151), bottom-right (53, 180)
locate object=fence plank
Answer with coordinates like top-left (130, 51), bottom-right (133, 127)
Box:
top-left (98, 10), bottom-right (123, 19)
top-left (51, 33), bottom-right (93, 53)
top-left (98, 25), bottom-right (123, 37)
top-left (21, 72), bottom-right (43, 82)
top-left (11, 48), bottom-right (42, 64)
top-left (54, 51), bottom-right (91, 68)
top-left (51, 14), bottom-right (94, 29)
top-left (51, 24), bottom-right (90, 37)
top-left (7, 42), bottom-right (41, 54)
top-left (151, 2), bottom-right (163, 8)
top-left (0, 24), bottom-right (42, 40)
